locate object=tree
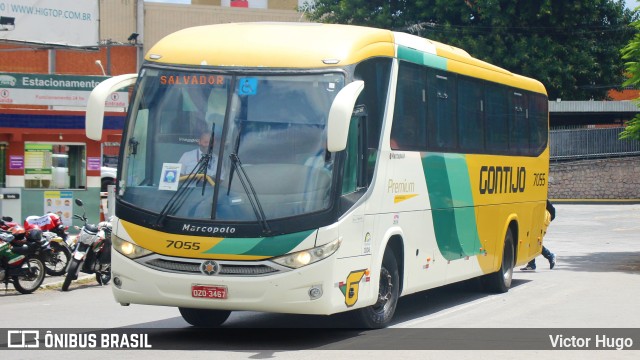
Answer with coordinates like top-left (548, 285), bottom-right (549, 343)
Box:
top-left (620, 18), bottom-right (640, 140)
top-left (301, 0), bottom-right (636, 100)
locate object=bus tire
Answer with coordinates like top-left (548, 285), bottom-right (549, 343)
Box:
top-left (179, 307), bottom-right (231, 327)
top-left (353, 248), bottom-right (400, 329)
top-left (482, 227), bottom-right (515, 293)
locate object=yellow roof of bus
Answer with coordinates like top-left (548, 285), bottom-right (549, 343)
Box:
top-left (146, 22), bottom-right (395, 68)
top-left (145, 22), bottom-right (546, 94)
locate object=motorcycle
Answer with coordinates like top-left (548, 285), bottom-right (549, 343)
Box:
top-left (24, 213), bottom-right (72, 245)
top-left (0, 231), bottom-right (46, 294)
top-left (2, 216), bottom-right (68, 277)
top-left (24, 214), bottom-right (72, 276)
top-left (61, 199), bottom-right (112, 291)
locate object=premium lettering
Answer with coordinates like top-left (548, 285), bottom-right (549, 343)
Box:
top-left (387, 179), bottom-right (415, 193)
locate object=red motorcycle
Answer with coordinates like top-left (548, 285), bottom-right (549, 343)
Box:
top-left (24, 213), bottom-right (70, 242)
top-left (1, 215), bottom-right (71, 276)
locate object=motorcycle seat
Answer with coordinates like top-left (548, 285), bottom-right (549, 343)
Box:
top-left (85, 224), bottom-right (100, 233)
top-left (10, 244), bottom-right (32, 255)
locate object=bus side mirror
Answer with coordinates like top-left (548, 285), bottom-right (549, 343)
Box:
top-left (327, 80), bottom-right (364, 152)
top-left (86, 74), bottom-right (138, 141)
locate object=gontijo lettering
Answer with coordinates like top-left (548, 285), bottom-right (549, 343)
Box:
top-left (479, 165), bottom-right (526, 194)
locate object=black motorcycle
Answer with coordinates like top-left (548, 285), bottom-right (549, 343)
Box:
top-left (0, 231), bottom-right (46, 294)
top-left (2, 216), bottom-right (71, 277)
top-left (61, 199), bottom-right (112, 291)
top-left (35, 228), bottom-right (71, 276)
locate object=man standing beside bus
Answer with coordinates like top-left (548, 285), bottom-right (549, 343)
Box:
top-left (521, 200), bottom-right (557, 270)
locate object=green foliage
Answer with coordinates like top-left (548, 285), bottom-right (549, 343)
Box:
top-left (618, 116), bottom-right (640, 140)
top-left (300, 0), bottom-right (637, 101)
top-left (621, 19), bottom-right (640, 140)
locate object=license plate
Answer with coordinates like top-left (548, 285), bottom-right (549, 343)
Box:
top-left (191, 285), bottom-right (227, 299)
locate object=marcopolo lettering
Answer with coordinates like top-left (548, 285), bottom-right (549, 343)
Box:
top-left (182, 224), bottom-right (236, 235)
top-left (479, 165), bottom-right (526, 195)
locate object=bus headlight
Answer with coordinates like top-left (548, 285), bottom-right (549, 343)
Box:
top-left (112, 235), bottom-right (153, 259)
top-left (271, 238), bottom-right (341, 269)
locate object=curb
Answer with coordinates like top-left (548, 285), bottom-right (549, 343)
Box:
top-left (40, 274), bottom-right (96, 290)
top-left (3, 274), bottom-right (96, 293)
top-left (550, 199), bottom-right (640, 205)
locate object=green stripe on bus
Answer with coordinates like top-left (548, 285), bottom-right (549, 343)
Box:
top-left (203, 230), bottom-right (315, 257)
top-left (422, 153), bottom-right (481, 260)
top-left (422, 153), bottom-right (464, 260)
top-left (443, 154), bottom-right (480, 256)
top-left (397, 46), bottom-right (447, 70)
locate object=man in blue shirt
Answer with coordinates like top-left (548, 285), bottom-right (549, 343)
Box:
top-left (178, 132), bottom-right (218, 180)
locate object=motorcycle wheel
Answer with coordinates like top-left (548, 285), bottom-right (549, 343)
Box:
top-left (13, 257), bottom-right (45, 294)
top-left (61, 258), bottom-right (81, 292)
top-left (43, 244), bottom-right (71, 276)
top-left (96, 271), bottom-right (111, 286)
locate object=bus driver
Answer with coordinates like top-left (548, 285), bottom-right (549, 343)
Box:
top-left (178, 131), bottom-right (218, 180)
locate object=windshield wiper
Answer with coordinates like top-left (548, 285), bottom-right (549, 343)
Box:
top-left (199, 124), bottom-right (216, 196)
top-left (228, 153), bottom-right (272, 236)
top-left (154, 125), bottom-right (216, 227)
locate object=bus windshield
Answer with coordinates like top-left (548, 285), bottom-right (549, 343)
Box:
top-left (121, 68), bottom-right (344, 222)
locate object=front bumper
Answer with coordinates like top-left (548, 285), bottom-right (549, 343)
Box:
top-left (111, 250), bottom-right (372, 315)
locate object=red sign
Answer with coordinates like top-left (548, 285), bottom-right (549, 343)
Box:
top-left (231, 0), bottom-right (249, 8)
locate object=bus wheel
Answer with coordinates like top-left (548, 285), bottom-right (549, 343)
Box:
top-left (354, 248), bottom-right (399, 329)
top-left (482, 227), bottom-right (515, 293)
top-left (179, 308), bottom-right (231, 327)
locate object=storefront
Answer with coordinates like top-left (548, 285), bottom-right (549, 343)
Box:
top-left (0, 109), bottom-right (124, 226)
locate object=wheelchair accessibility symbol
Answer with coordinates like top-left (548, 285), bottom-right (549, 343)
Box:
top-left (237, 78), bottom-right (258, 96)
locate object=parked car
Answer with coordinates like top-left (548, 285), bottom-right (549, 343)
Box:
top-left (51, 154), bottom-right (117, 192)
top-left (100, 166), bottom-right (117, 192)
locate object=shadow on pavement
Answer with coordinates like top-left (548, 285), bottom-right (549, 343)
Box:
top-left (556, 251), bottom-right (640, 274)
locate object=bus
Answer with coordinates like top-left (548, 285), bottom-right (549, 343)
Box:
top-left (85, 22), bottom-right (550, 328)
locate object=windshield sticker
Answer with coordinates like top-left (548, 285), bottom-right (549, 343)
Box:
top-left (237, 78), bottom-right (258, 96)
top-left (159, 163), bottom-right (182, 191)
top-left (362, 233), bottom-right (371, 254)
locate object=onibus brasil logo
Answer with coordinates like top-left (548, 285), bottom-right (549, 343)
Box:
top-left (6, 330), bottom-right (152, 349)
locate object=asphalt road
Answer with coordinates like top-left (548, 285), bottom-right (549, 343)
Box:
top-left (1, 204), bottom-right (639, 359)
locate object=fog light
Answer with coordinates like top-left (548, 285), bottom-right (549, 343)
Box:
top-left (308, 285), bottom-right (323, 300)
top-left (113, 276), bottom-right (122, 288)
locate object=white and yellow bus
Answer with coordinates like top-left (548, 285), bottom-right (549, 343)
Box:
top-left (86, 23), bottom-right (549, 328)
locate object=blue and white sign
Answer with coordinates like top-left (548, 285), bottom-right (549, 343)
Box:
top-left (0, 0), bottom-right (99, 48)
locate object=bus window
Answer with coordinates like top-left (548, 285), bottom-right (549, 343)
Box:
top-left (510, 91), bottom-right (529, 154)
top-left (354, 57), bottom-right (392, 182)
top-left (427, 70), bottom-right (457, 151)
top-left (485, 84), bottom-right (509, 153)
top-left (391, 61), bottom-right (427, 151)
top-left (343, 116), bottom-right (361, 194)
top-left (529, 94), bottom-right (549, 155)
top-left (457, 77), bottom-right (485, 153)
